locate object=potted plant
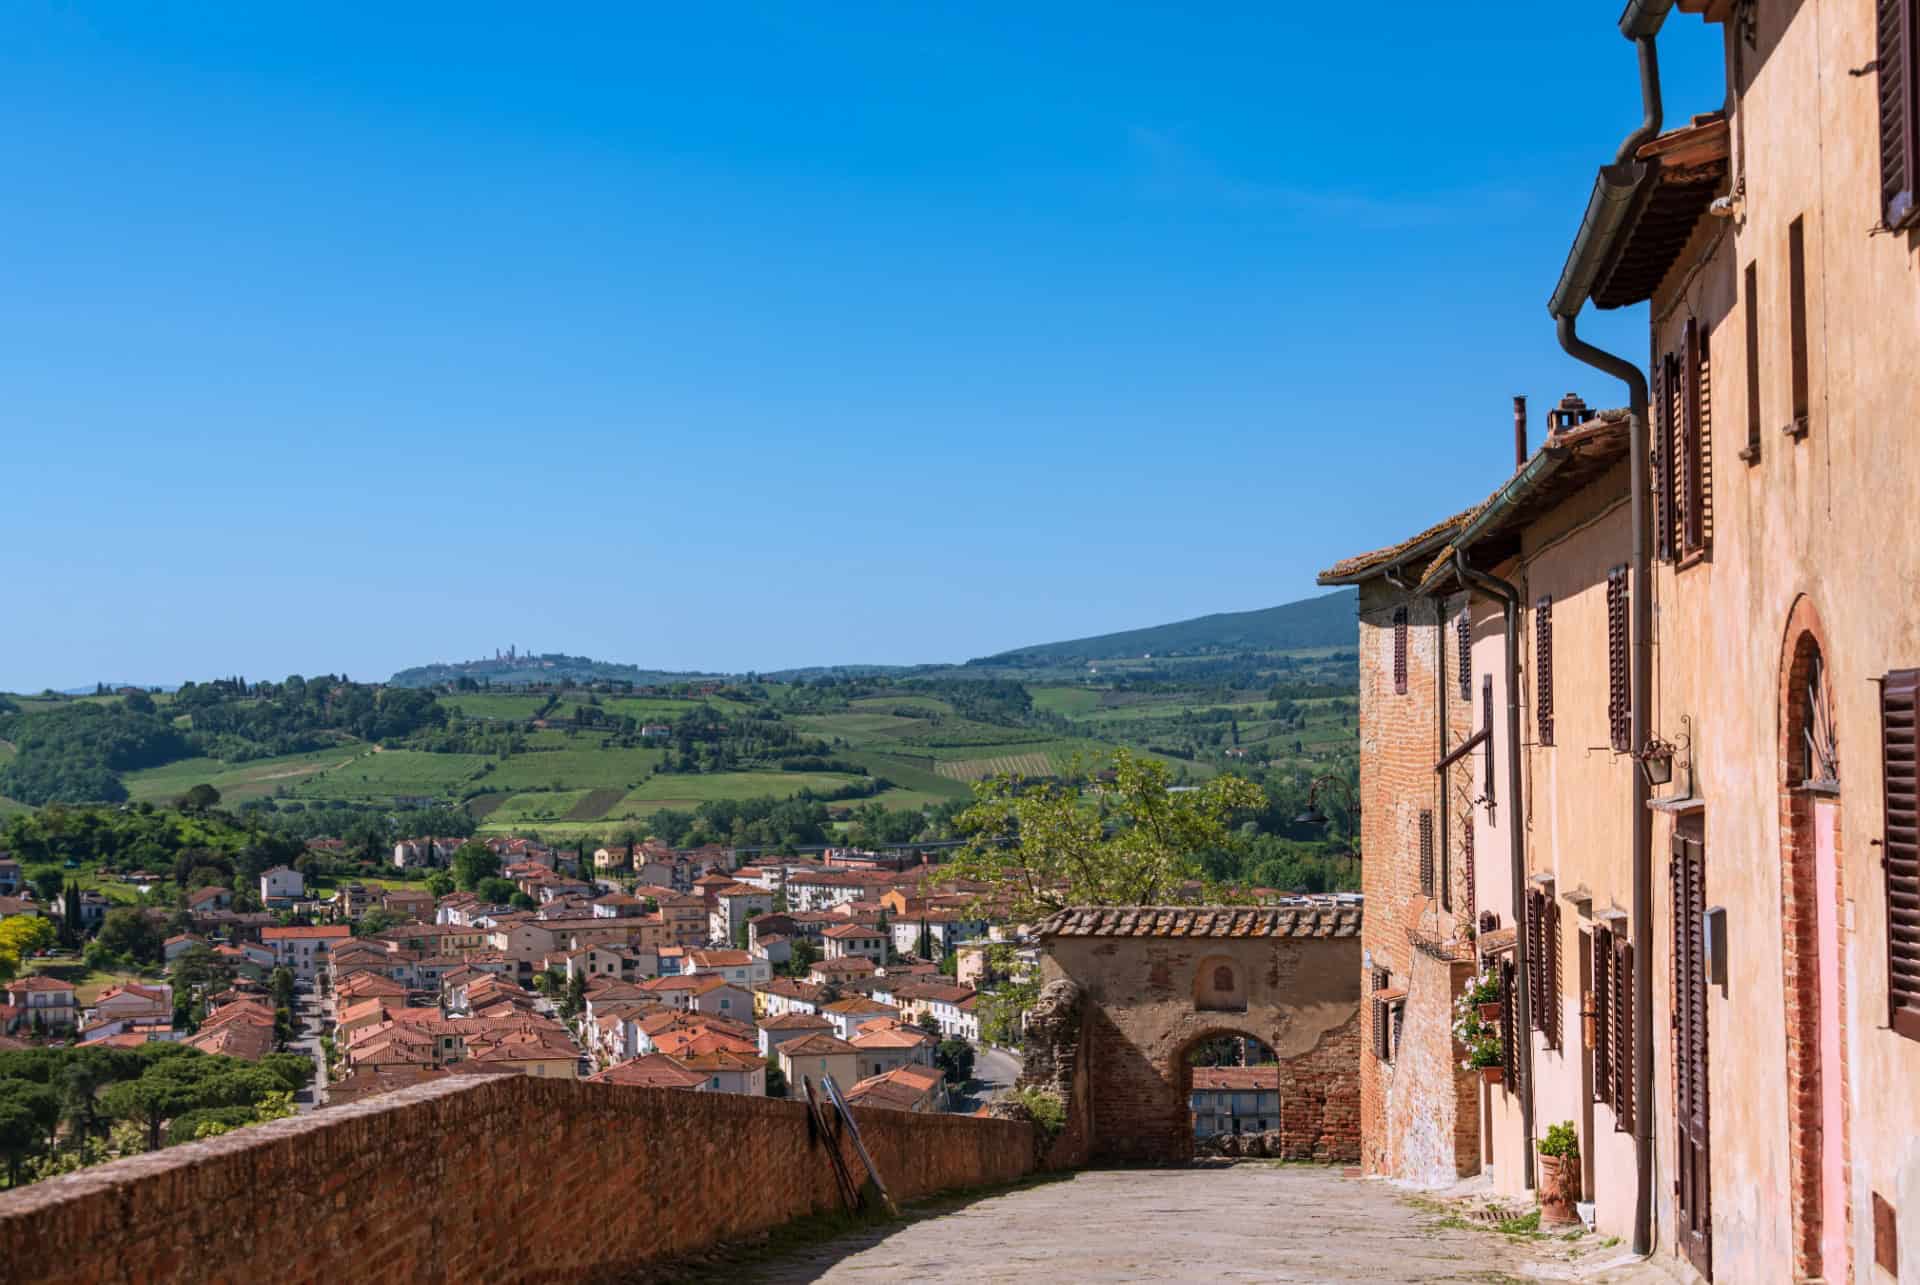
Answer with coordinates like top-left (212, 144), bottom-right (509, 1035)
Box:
top-left (1463, 966), bottom-right (1503, 1024)
top-left (1464, 1036), bottom-right (1503, 1084)
top-left (1536, 1121), bottom-right (1582, 1225)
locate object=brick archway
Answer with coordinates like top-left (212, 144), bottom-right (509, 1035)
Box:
top-left (1775, 594), bottom-right (1852, 1282)
top-left (1037, 905), bottom-right (1363, 1166)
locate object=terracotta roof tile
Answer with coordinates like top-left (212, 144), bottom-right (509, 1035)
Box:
top-left (1038, 902), bottom-right (1362, 940)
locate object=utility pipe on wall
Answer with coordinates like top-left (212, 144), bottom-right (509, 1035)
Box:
top-left (1454, 552), bottom-right (1535, 1192)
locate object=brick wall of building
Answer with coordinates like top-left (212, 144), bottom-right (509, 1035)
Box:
top-left (1356, 579), bottom-right (1480, 1182)
top-left (0, 1074), bottom-right (1036, 1285)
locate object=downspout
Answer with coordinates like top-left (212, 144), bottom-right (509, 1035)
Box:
top-left (1546, 18), bottom-right (1665, 1259)
top-left (1454, 551), bottom-right (1535, 1192)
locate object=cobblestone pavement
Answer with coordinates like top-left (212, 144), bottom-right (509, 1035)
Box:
top-left (730, 1164), bottom-right (1688, 1284)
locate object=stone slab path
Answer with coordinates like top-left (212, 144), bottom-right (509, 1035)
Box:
top-left (723, 1164), bottom-right (1687, 1284)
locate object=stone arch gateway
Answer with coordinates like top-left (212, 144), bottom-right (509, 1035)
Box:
top-left (1035, 904), bottom-right (1363, 1165)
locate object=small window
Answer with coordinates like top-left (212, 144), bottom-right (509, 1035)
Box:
top-left (1457, 609), bottom-right (1472, 702)
top-left (1392, 607), bottom-right (1409, 695)
top-left (1742, 261), bottom-right (1762, 463)
top-left (1607, 567), bottom-right (1631, 753)
top-left (1418, 810), bottom-right (1435, 897)
top-left (1880, 669), bottom-right (1920, 1041)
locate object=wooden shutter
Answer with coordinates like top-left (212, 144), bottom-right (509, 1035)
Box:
top-left (1672, 824), bottom-right (1713, 1277)
top-left (1371, 968), bottom-right (1391, 1061)
top-left (1527, 890), bottom-right (1561, 1050)
top-left (1499, 957), bottom-right (1518, 1085)
top-left (1681, 319), bottom-right (1707, 558)
top-left (1879, 0), bottom-right (1919, 229)
top-left (1462, 818), bottom-right (1476, 911)
top-left (1882, 668), bottom-right (1920, 1040)
top-left (1482, 675), bottom-right (1496, 811)
top-left (1457, 609), bottom-right (1472, 702)
top-left (1526, 890), bottom-right (1545, 1033)
top-left (1392, 607), bottom-right (1409, 695)
top-left (1593, 925), bottom-right (1615, 1108)
top-left (1653, 355), bottom-right (1674, 562)
top-left (1607, 567), bottom-right (1631, 753)
top-left (1535, 596), bottom-right (1555, 747)
top-left (1613, 938), bottom-right (1634, 1133)
top-left (1419, 810), bottom-right (1435, 896)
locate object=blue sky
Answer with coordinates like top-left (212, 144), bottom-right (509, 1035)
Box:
top-left (1, 3), bottom-right (1728, 689)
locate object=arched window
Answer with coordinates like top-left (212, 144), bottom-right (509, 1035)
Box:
top-left (1194, 955), bottom-right (1247, 1012)
top-left (1212, 965), bottom-right (1234, 993)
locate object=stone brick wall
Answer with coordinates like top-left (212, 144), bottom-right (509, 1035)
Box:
top-left (0, 1074), bottom-right (1035, 1285)
top-left (1355, 579), bottom-right (1480, 1183)
top-left (1043, 933), bottom-right (1361, 1166)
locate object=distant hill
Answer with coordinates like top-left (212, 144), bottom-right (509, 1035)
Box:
top-left (971, 589), bottom-right (1358, 666)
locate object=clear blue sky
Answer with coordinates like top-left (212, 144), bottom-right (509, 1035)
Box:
top-left (2, 3), bottom-right (1726, 690)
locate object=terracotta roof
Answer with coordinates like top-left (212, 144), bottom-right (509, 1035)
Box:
top-left (588, 1054), bottom-right (707, 1090)
top-left (1191, 1066), bottom-right (1281, 1092)
top-left (1478, 927), bottom-right (1518, 955)
top-left (261, 925), bottom-right (352, 941)
top-left (844, 1064), bottom-right (944, 1111)
top-left (758, 1013), bottom-right (833, 1031)
top-left (1317, 509), bottom-right (1474, 586)
top-left (777, 1033), bottom-right (857, 1057)
top-left (1038, 904), bottom-right (1362, 940)
top-left (9, 975), bottom-right (76, 993)
top-left (822, 924), bottom-right (882, 940)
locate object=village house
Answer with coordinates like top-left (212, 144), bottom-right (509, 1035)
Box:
top-left (331, 883), bottom-right (374, 921)
top-left (637, 973), bottom-right (752, 1020)
top-left (821, 922), bottom-right (888, 965)
top-left (890, 981), bottom-right (978, 1041)
top-left (261, 924), bottom-right (353, 982)
top-left (754, 977), bottom-right (825, 1020)
top-left (381, 887), bottom-right (436, 923)
top-left (709, 884), bottom-right (773, 946)
top-left (162, 933), bottom-right (208, 964)
top-left (1190, 1066), bottom-right (1282, 1138)
top-left (775, 1032), bottom-right (861, 1093)
top-left (258, 865), bottom-right (304, 907)
top-left (757, 1012), bottom-right (835, 1058)
top-left (848, 1017), bottom-right (937, 1079)
top-left (820, 995), bottom-right (899, 1043)
top-left (843, 1064), bottom-right (947, 1114)
top-left (88, 982), bottom-right (172, 1028)
top-left (678, 1048), bottom-right (765, 1095)
top-left (55, 888), bottom-right (111, 929)
top-left (586, 1053), bottom-right (707, 1091)
top-left (682, 948), bottom-right (770, 987)
top-left (1, 975), bottom-right (77, 1032)
top-left (0, 856), bottom-right (21, 894)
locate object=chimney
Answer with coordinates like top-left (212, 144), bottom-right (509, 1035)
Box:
top-left (1513, 396), bottom-right (1528, 469)
top-left (1547, 392), bottom-right (1594, 436)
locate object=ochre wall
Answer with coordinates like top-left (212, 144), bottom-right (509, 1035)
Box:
top-left (1042, 934), bottom-right (1361, 1165)
top-left (0, 1075), bottom-right (1035, 1285)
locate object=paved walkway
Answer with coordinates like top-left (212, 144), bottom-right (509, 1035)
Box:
top-left (723, 1164), bottom-right (1683, 1284)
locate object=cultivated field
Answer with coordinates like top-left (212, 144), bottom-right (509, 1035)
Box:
top-left (934, 752), bottom-right (1055, 781)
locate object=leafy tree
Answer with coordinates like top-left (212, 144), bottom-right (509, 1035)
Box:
top-left (935, 1038), bottom-right (975, 1085)
top-left (0, 916), bottom-right (55, 982)
top-left (508, 892), bottom-right (536, 911)
top-left (100, 1075), bottom-right (203, 1153)
top-left (269, 967), bottom-right (295, 1015)
top-left (763, 1055), bottom-right (787, 1099)
top-left (179, 784), bottom-right (221, 813)
top-left (785, 939), bottom-right (818, 978)
top-left (561, 970), bottom-right (587, 1020)
top-left (474, 877), bottom-right (517, 905)
top-left (96, 907), bottom-right (161, 965)
top-left (948, 749), bottom-right (1265, 918)
top-left (423, 871), bottom-right (455, 898)
top-left (0, 1082), bottom-right (58, 1186)
top-left (450, 843), bottom-right (501, 891)
top-left (354, 909), bottom-right (396, 937)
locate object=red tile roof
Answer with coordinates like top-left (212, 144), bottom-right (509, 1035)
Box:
top-left (1038, 904), bottom-right (1362, 940)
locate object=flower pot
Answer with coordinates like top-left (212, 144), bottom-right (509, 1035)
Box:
top-left (1479, 1065), bottom-right (1503, 1086)
top-left (1536, 1152), bottom-right (1582, 1226)
top-left (1479, 1002), bottom-right (1503, 1023)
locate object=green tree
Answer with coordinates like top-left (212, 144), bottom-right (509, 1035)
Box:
top-left (354, 909), bottom-right (396, 937)
top-left (561, 969), bottom-right (587, 1020)
top-left (269, 967), bottom-right (295, 1015)
top-left (948, 749), bottom-right (1265, 918)
top-left (0, 1083), bottom-right (58, 1186)
top-left (99, 1075), bottom-right (202, 1153)
top-left (474, 877), bottom-right (517, 905)
top-left (450, 842), bottom-right (501, 891)
top-left (179, 784), bottom-right (221, 813)
top-left (0, 915), bottom-right (55, 982)
top-left (96, 907), bottom-right (161, 965)
top-left (935, 1038), bottom-right (975, 1085)
top-left (763, 1054), bottom-right (787, 1098)
top-left (423, 871), bottom-right (455, 898)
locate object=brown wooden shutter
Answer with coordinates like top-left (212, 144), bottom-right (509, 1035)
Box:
top-left (1879, 0), bottom-right (1920, 229)
top-left (1882, 668), bottom-right (1920, 1040)
top-left (1499, 957), bottom-right (1518, 1085)
top-left (1593, 925), bottom-right (1614, 1107)
top-left (1526, 889), bottom-right (1544, 1033)
top-left (1607, 567), bottom-right (1631, 753)
top-left (1681, 318), bottom-right (1707, 558)
top-left (1462, 818), bottom-right (1476, 911)
top-left (1653, 355), bottom-right (1674, 562)
top-left (1457, 608), bottom-right (1472, 702)
top-left (1393, 607), bottom-right (1409, 695)
top-left (1419, 810), bottom-right (1435, 896)
top-left (1613, 938), bottom-right (1634, 1133)
top-left (1672, 823), bottom-right (1713, 1277)
top-left (1535, 596), bottom-right (1555, 747)
top-left (1371, 968), bottom-right (1391, 1061)
top-left (1547, 896), bottom-right (1562, 1050)
top-left (1482, 675), bottom-right (1496, 811)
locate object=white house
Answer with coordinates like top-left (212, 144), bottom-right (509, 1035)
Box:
top-left (259, 866), bottom-right (305, 907)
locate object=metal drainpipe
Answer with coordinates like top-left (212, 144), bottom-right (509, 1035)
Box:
top-left (1453, 551), bottom-right (1535, 1192)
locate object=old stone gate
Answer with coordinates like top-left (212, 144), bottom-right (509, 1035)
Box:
top-left (1030, 903), bottom-right (1363, 1166)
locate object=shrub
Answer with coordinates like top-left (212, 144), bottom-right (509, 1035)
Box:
top-left (1538, 1120), bottom-right (1579, 1160)
top-left (1011, 1087), bottom-right (1066, 1137)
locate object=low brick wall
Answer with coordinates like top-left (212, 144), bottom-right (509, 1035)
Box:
top-left (0, 1075), bottom-right (1036, 1284)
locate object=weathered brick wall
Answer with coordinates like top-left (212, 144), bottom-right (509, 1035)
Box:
top-left (0, 1074), bottom-right (1035, 1285)
top-left (1044, 934), bottom-right (1361, 1166)
top-left (1355, 579), bottom-right (1480, 1182)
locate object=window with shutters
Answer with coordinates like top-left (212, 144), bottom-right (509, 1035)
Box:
top-left (1482, 675), bottom-right (1496, 815)
top-left (1499, 957), bottom-right (1518, 1087)
top-left (1392, 607), bottom-right (1409, 695)
top-left (1457, 608), bottom-right (1472, 702)
top-left (1654, 353), bottom-right (1677, 562)
top-left (1679, 317), bottom-right (1710, 562)
top-left (1418, 810), bottom-right (1435, 897)
top-left (1370, 969), bottom-right (1392, 1062)
top-left (1607, 567), bottom-right (1631, 753)
top-left (1878, 0), bottom-right (1919, 230)
top-left (1787, 217), bottom-right (1810, 439)
top-left (1882, 668), bottom-right (1920, 1041)
top-left (1526, 888), bottom-right (1561, 1050)
top-left (1593, 925), bottom-right (1615, 1109)
top-left (1613, 938), bottom-right (1636, 1133)
top-left (1535, 596), bottom-right (1555, 747)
